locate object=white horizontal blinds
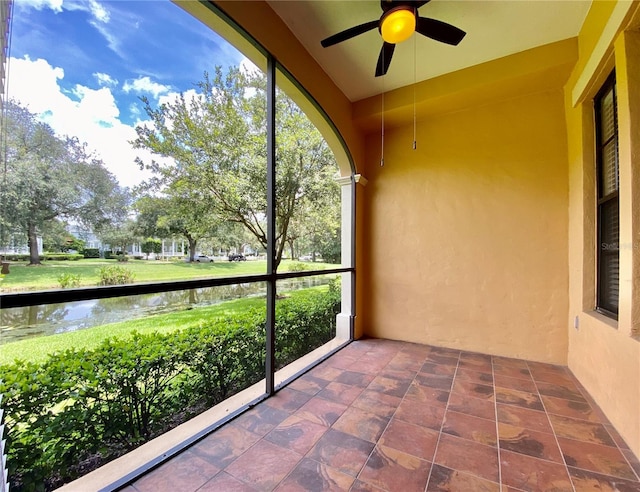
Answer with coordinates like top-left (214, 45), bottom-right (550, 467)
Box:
top-left (596, 72), bottom-right (619, 318)
top-left (600, 87), bottom-right (619, 197)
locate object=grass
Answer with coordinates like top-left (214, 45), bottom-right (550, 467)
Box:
top-left (0, 286), bottom-right (328, 365)
top-left (0, 258), bottom-right (339, 292)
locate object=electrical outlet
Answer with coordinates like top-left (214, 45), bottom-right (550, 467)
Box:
top-left (574, 315), bottom-right (580, 330)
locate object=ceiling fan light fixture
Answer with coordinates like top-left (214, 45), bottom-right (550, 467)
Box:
top-left (380, 7), bottom-right (416, 44)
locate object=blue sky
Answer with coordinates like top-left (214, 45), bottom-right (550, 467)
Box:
top-left (8, 0), bottom-right (247, 187)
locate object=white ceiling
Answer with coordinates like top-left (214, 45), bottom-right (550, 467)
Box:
top-left (268, 0), bottom-right (592, 102)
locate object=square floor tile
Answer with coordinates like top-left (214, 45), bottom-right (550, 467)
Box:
top-left (264, 388), bottom-right (313, 412)
top-left (332, 406), bottom-right (390, 443)
top-left (133, 450), bottom-right (219, 492)
top-left (367, 375), bottom-right (411, 398)
top-left (548, 414), bottom-right (617, 447)
top-left (492, 364), bottom-right (532, 381)
top-left (558, 437), bottom-right (637, 480)
top-left (378, 418), bottom-right (439, 460)
top-left (190, 425), bottom-right (261, 469)
top-left (275, 457), bottom-right (355, 491)
top-left (499, 449), bottom-right (573, 492)
top-left (451, 380), bottom-right (494, 401)
top-left (198, 472), bottom-right (257, 492)
top-left (433, 433), bottom-right (499, 483)
top-left (458, 359), bottom-right (493, 375)
top-left (494, 374), bottom-right (538, 393)
top-left (265, 414), bottom-right (328, 455)
top-left (447, 392), bottom-right (496, 421)
top-left (495, 387), bottom-right (544, 411)
top-left (536, 380), bottom-right (587, 403)
top-left (358, 445), bottom-right (431, 492)
top-left (498, 422), bottom-right (563, 462)
top-left (420, 361), bottom-right (457, 376)
top-left (334, 370), bottom-right (375, 388)
top-left (454, 367), bottom-right (494, 386)
top-left (496, 404), bottom-right (552, 434)
top-left (405, 381), bottom-right (450, 406)
top-left (394, 398), bottom-right (446, 431)
top-left (352, 389), bottom-right (402, 418)
top-left (443, 410), bottom-right (497, 447)
top-left (307, 428), bottom-right (375, 477)
top-left (231, 404), bottom-right (290, 437)
top-left (225, 440), bottom-right (302, 490)
top-left (415, 373), bottom-right (454, 391)
top-left (308, 364), bottom-right (343, 382)
top-left (317, 381), bottom-right (364, 405)
top-left (427, 463), bottom-right (500, 492)
top-left (568, 466), bottom-right (640, 492)
top-left (294, 396), bottom-right (347, 426)
top-left (541, 394), bottom-right (600, 423)
top-left (287, 373), bottom-right (330, 396)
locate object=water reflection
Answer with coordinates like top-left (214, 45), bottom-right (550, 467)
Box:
top-left (0, 277), bottom-right (330, 344)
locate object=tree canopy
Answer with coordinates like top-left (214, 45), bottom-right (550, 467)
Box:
top-left (132, 66), bottom-right (340, 268)
top-left (1, 101), bottom-right (130, 264)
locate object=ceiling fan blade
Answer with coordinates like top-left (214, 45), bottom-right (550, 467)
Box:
top-left (416, 17), bottom-right (466, 45)
top-left (375, 42), bottom-right (396, 77)
top-left (321, 20), bottom-right (379, 47)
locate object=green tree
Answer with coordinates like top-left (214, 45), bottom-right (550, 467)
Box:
top-left (132, 67), bottom-right (339, 269)
top-left (99, 220), bottom-right (140, 258)
top-left (0, 101), bottom-right (129, 265)
top-left (141, 237), bottom-right (162, 258)
top-left (133, 194), bottom-right (218, 262)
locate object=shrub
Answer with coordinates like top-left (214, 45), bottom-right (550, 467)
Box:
top-left (43, 253), bottom-right (83, 261)
top-left (0, 286), bottom-right (340, 489)
top-left (0, 253), bottom-right (83, 262)
top-left (57, 273), bottom-right (81, 289)
top-left (289, 261), bottom-right (310, 272)
top-left (2, 254), bottom-right (30, 261)
top-left (103, 250), bottom-right (113, 259)
top-left (83, 248), bottom-right (100, 259)
top-left (97, 265), bottom-right (135, 286)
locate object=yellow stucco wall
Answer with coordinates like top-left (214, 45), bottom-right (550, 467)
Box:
top-left (358, 80), bottom-right (570, 363)
top-left (565, 0), bottom-right (640, 458)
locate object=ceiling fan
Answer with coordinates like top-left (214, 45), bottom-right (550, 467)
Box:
top-left (320, 0), bottom-right (466, 77)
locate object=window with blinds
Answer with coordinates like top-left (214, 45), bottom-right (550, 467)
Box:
top-left (595, 72), bottom-right (619, 319)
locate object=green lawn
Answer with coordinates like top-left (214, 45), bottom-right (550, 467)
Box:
top-left (0, 286), bottom-right (328, 365)
top-left (0, 258), bottom-right (339, 292)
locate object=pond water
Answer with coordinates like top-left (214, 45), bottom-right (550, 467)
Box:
top-left (0, 277), bottom-right (332, 345)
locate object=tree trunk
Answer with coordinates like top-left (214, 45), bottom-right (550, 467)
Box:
top-left (28, 221), bottom-right (41, 265)
top-left (186, 235), bottom-right (197, 262)
top-left (288, 239), bottom-right (295, 261)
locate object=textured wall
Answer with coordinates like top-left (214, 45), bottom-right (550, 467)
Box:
top-left (566, 2), bottom-right (640, 459)
top-left (359, 86), bottom-right (570, 364)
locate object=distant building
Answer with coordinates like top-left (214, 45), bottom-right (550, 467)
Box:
top-left (0, 0), bottom-right (11, 102)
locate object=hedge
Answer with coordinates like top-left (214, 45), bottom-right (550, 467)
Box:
top-left (1, 253), bottom-right (83, 262)
top-left (83, 248), bottom-right (100, 259)
top-left (0, 282), bottom-right (340, 490)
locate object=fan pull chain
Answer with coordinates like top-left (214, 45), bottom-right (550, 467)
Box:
top-left (413, 33), bottom-right (417, 151)
top-left (380, 71), bottom-right (385, 167)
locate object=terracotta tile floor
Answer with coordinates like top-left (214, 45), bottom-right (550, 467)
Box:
top-left (127, 339), bottom-right (640, 492)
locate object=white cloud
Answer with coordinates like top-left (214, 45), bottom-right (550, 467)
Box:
top-left (239, 57), bottom-right (261, 77)
top-left (93, 72), bottom-right (118, 87)
top-left (7, 56), bottom-right (163, 188)
top-left (87, 0), bottom-right (109, 23)
top-left (15, 0), bottom-right (63, 12)
top-left (123, 76), bottom-right (171, 99)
